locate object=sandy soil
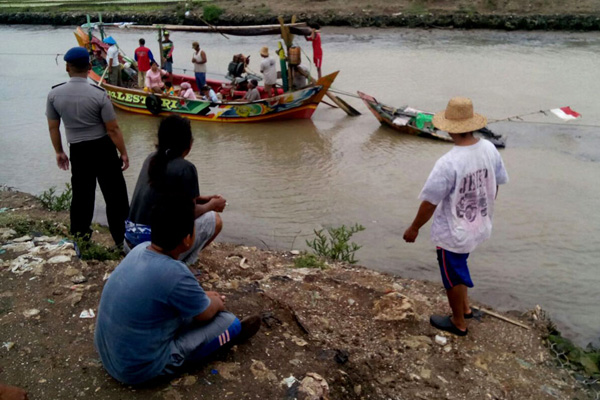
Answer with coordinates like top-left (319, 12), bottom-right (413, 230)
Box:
top-left (0, 190), bottom-right (594, 399)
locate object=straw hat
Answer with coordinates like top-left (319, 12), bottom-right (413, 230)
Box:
top-left (432, 97), bottom-right (487, 134)
top-left (260, 46), bottom-right (269, 57)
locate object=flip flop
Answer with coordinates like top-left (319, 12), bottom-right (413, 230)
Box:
top-left (464, 308), bottom-right (483, 320)
top-left (430, 315), bottom-right (468, 336)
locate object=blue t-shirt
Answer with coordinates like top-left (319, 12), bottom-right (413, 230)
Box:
top-left (94, 243), bottom-right (210, 384)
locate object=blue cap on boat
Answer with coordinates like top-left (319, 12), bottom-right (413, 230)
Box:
top-left (103, 36), bottom-right (117, 45)
top-left (63, 46), bottom-right (90, 63)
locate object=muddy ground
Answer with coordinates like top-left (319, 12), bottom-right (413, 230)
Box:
top-left (0, 189), bottom-right (594, 399)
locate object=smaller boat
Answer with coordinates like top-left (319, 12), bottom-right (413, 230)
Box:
top-left (358, 91), bottom-right (506, 148)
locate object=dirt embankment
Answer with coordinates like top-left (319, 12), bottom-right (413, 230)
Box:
top-left (1, 0), bottom-right (600, 30)
top-left (0, 189), bottom-right (594, 399)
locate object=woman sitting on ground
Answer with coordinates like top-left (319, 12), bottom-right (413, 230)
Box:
top-left (145, 61), bottom-right (169, 94)
top-left (124, 115), bottom-right (226, 264)
top-left (179, 81), bottom-right (197, 100)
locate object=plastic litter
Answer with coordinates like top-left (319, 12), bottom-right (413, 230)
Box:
top-left (79, 309), bottom-right (95, 318)
top-left (435, 335), bottom-right (448, 346)
top-left (281, 375), bottom-right (297, 388)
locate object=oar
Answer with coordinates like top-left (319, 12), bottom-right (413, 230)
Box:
top-left (308, 76), bottom-right (360, 116)
top-left (321, 99), bottom-right (339, 108)
top-left (97, 66), bottom-right (109, 85)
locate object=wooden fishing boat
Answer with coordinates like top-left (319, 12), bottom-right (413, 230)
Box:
top-left (73, 25), bottom-right (337, 122)
top-left (358, 91), bottom-right (506, 147)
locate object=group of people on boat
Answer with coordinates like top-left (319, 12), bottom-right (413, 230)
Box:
top-left (100, 24), bottom-right (323, 103)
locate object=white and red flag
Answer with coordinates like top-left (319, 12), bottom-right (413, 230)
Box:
top-left (550, 106), bottom-right (581, 121)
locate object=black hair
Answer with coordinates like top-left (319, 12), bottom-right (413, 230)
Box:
top-left (68, 61), bottom-right (90, 73)
top-left (139, 38), bottom-right (145, 45)
top-left (250, 79), bottom-right (258, 86)
top-left (150, 194), bottom-right (195, 251)
top-left (308, 22), bottom-right (321, 30)
top-left (151, 60), bottom-right (159, 67)
top-left (148, 115), bottom-right (193, 188)
top-left (165, 81), bottom-right (173, 88)
top-left (201, 85), bottom-right (211, 92)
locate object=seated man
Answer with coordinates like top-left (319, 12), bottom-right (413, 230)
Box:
top-left (95, 195), bottom-right (260, 386)
top-left (243, 79), bottom-right (261, 102)
top-left (200, 85), bottom-right (219, 103)
top-left (292, 63), bottom-right (311, 90)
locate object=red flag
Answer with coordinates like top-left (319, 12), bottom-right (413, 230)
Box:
top-left (550, 106), bottom-right (581, 121)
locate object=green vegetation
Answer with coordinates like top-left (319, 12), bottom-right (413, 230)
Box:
top-left (306, 223), bottom-right (365, 264)
top-left (203, 4), bottom-right (224, 22)
top-left (0, 213), bottom-right (66, 237)
top-left (293, 253), bottom-right (327, 269)
top-left (73, 236), bottom-right (121, 261)
top-left (0, 210), bottom-right (119, 261)
top-left (406, 0), bottom-right (428, 15)
top-left (38, 184), bottom-right (72, 212)
top-left (547, 333), bottom-right (600, 378)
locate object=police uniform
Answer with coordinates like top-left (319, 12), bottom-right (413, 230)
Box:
top-left (46, 47), bottom-right (129, 244)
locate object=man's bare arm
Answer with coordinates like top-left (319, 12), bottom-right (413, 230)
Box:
top-left (48, 118), bottom-right (69, 170)
top-left (193, 292), bottom-right (225, 322)
top-left (105, 119), bottom-right (129, 171)
top-left (403, 200), bottom-right (437, 243)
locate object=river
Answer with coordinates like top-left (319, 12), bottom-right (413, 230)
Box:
top-left (0, 25), bottom-right (599, 347)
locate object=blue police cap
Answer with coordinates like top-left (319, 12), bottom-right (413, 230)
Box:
top-left (64, 47), bottom-right (90, 64)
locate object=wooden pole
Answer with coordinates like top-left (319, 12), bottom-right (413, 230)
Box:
top-left (472, 306), bottom-right (531, 330)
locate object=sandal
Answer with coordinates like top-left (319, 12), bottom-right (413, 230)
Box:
top-left (430, 315), bottom-right (468, 336)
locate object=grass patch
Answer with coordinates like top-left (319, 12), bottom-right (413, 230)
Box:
top-left (38, 183), bottom-right (72, 212)
top-left (74, 237), bottom-right (121, 261)
top-left (0, 213), bottom-right (119, 261)
top-left (0, 213), bottom-right (66, 237)
top-left (306, 223), bottom-right (365, 264)
top-left (203, 4), bottom-right (224, 22)
top-left (406, 0), bottom-right (428, 15)
top-left (293, 253), bottom-right (327, 269)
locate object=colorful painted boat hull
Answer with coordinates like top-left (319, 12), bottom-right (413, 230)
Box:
top-left (74, 27), bottom-right (337, 123)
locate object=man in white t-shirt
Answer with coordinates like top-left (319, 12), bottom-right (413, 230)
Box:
top-left (103, 36), bottom-right (121, 86)
top-left (259, 46), bottom-right (277, 98)
top-left (403, 97), bottom-right (508, 337)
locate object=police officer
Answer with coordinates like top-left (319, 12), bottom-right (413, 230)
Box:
top-left (46, 46), bottom-right (129, 247)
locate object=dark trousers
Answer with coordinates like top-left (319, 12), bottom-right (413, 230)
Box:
top-left (69, 135), bottom-right (129, 244)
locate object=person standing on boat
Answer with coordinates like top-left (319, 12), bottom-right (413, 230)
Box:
top-left (191, 41), bottom-right (207, 92)
top-left (305, 23), bottom-right (322, 79)
top-left (403, 97), bottom-right (508, 337)
top-left (104, 36), bottom-right (121, 86)
top-left (46, 46), bottom-right (129, 247)
top-left (243, 79), bottom-right (260, 102)
top-left (259, 46), bottom-right (277, 98)
top-left (161, 31), bottom-right (174, 74)
top-left (134, 38), bottom-right (155, 89)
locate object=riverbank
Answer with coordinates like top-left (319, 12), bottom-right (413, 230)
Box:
top-left (1, 1), bottom-right (600, 31)
top-left (0, 188), bottom-right (596, 399)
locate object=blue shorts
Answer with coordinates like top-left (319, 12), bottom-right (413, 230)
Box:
top-left (436, 247), bottom-right (473, 289)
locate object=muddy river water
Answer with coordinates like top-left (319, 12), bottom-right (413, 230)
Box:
top-left (0, 25), bottom-right (599, 346)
